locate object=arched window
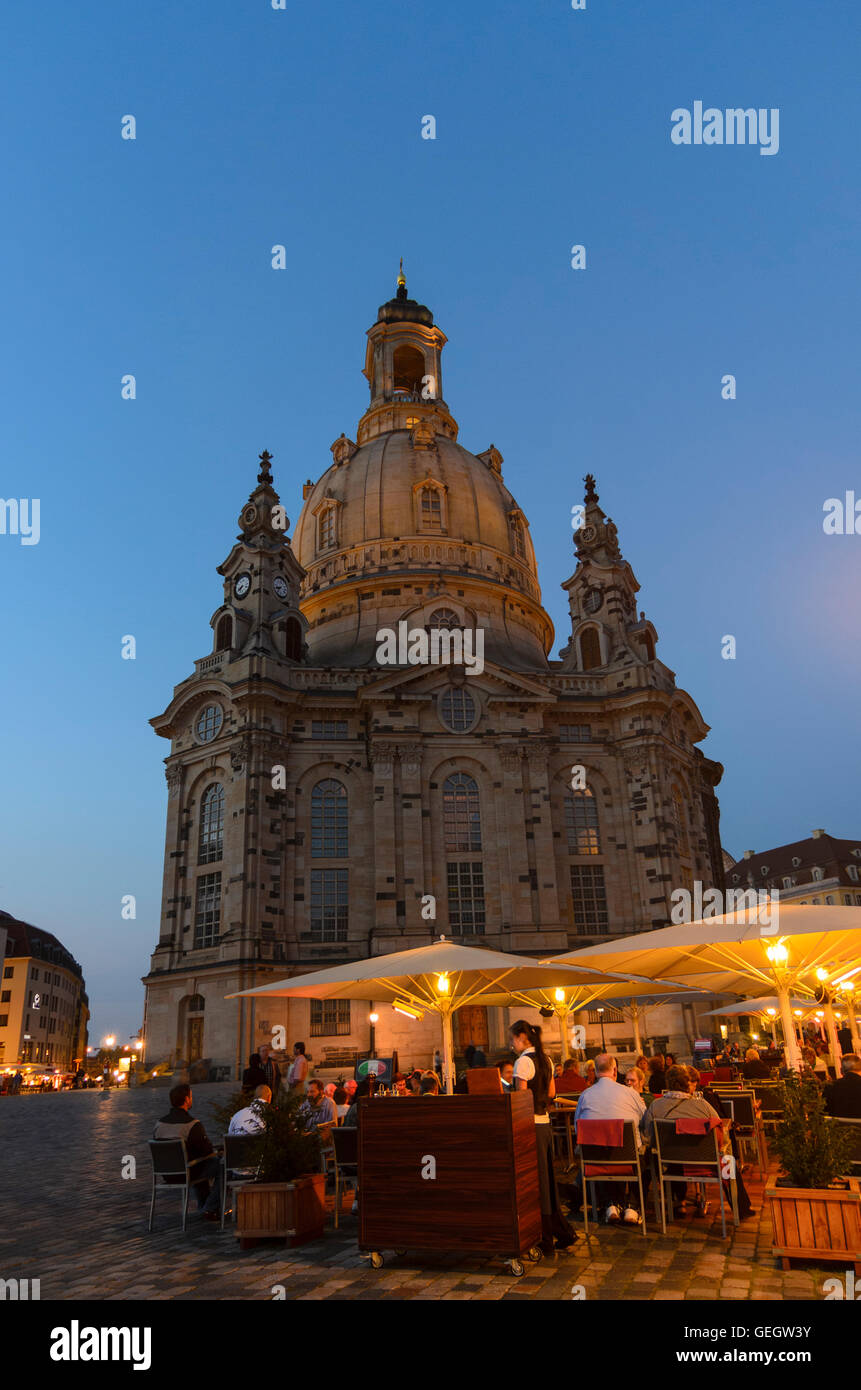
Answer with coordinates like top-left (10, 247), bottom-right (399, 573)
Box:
top-left (392, 344), bottom-right (425, 395)
top-left (318, 505), bottom-right (337, 552)
top-left (565, 787), bottom-right (601, 854)
top-left (443, 773), bottom-right (482, 852)
top-left (439, 687), bottom-right (476, 732)
top-left (187, 995), bottom-right (205, 1013)
top-left (311, 779), bottom-right (348, 857)
top-left (429, 608), bottom-right (459, 629)
top-left (812, 867), bottom-right (824, 882)
top-left (580, 627), bottom-right (602, 671)
top-left (284, 616), bottom-right (302, 661)
top-left (672, 785), bottom-right (689, 855)
top-left (199, 783), bottom-right (224, 864)
top-left (420, 486), bottom-right (443, 531)
top-left (215, 614), bottom-right (232, 652)
top-left (510, 517), bottom-right (525, 559)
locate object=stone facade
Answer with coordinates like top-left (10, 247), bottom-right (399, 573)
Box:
top-left (142, 275), bottom-right (726, 1077)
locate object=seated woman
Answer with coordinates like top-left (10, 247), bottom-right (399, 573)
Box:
top-left (647, 1055), bottom-right (667, 1095)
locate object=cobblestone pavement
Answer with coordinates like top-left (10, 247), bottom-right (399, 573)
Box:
top-left (0, 1084), bottom-right (833, 1301)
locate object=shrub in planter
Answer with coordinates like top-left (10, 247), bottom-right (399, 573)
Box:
top-left (766, 1075), bottom-right (861, 1274)
top-left (771, 1076), bottom-right (853, 1189)
top-left (215, 1090), bottom-right (325, 1245)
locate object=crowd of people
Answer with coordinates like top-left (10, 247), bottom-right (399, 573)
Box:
top-left (151, 1028), bottom-right (861, 1235)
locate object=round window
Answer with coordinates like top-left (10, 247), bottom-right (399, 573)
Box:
top-left (196, 704), bottom-right (224, 743)
top-left (583, 588), bottom-right (603, 614)
top-left (439, 687), bottom-right (477, 732)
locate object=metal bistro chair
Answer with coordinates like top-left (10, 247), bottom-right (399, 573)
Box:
top-left (653, 1118), bottom-right (739, 1239)
top-left (722, 1091), bottom-right (768, 1175)
top-left (330, 1125), bottom-right (359, 1229)
top-left (577, 1119), bottom-right (648, 1238)
top-left (147, 1138), bottom-right (213, 1233)
top-left (220, 1132), bottom-right (262, 1231)
top-left (751, 1083), bottom-right (785, 1135)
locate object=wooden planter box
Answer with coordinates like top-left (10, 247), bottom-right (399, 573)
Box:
top-left (235, 1175), bottom-right (326, 1249)
top-left (766, 1178), bottom-right (861, 1277)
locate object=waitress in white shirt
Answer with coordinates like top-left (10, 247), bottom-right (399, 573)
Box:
top-left (510, 1019), bottom-right (576, 1253)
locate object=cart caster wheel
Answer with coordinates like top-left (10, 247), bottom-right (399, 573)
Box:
top-left (394, 1248), bottom-right (407, 1257)
top-left (369, 1251), bottom-right (385, 1270)
top-left (507, 1259), bottom-right (525, 1278)
top-left (526, 1246), bottom-right (543, 1263)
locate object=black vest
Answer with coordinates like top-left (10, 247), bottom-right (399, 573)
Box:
top-left (524, 1049), bottom-right (550, 1117)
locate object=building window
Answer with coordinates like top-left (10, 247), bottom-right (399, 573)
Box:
top-left (443, 774), bottom-right (482, 852)
top-left (825, 895), bottom-right (835, 905)
top-left (3, 967), bottom-right (13, 979)
top-left (447, 862), bottom-right (486, 934)
top-left (193, 873), bottom-right (222, 948)
top-left (428, 608), bottom-right (459, 630)
top-left (311, 721), bottom-right (348, 739)
top-left (439, 687), bottom-right (476, 732)
top-left (196, 704), bottom-right (223, 744)
top-left (558, 725), bottom-right (592, 742)
top-left (310, 869), bottom-right (349, 942)
top-left (198, 783), bottom-right (224, 864)
top-left (310, 999), bottom-right (351, 1037)
top-left (311, 779), bottom-right (348, 857)
top-left (783, 876), bottom-right (794, 889)
top-left (215, 614), bottom-right (232, 651)
top-left (565, 787), bottom-right (601, 855)
top-left (510, 517), bottom-right (526, 559)
top-left (812, 867), bottom-right (824, 882)
top-left (318, 506), bottom-right (337, 551)
top-left (579, 627), bottom-right (602, 671)
top-left (671, 786), bottom-right (690, 856)
top-left (848, 865), bottom-right (859, 882)
top-left (284, 616), bottom-right (302, 661)
top-left (0, 1015), bottom-right (7, 1027)
top-left (570, 865), bottom-right (609, 934)
top-left (0, 991), bottom-right (9, 1003)
top-left (420, 486), bottom-right (443, 530)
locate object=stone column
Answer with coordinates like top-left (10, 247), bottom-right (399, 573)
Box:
top-left (398, 743), bottom-right (428, 934)
top-left (371, 742), bottom-right (399, 937)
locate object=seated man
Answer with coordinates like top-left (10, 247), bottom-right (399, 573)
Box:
top-left (825, 1054), bottom-right (861, 1119)
top-left (228, 1083), bottom-right (271, 1135)
top-left (742, 1047), bottom-right (772, 1080)
top-left (300, 1078), bottom-right (337, 1133)
top-left (500, 1061), bottom-right (515, 1092)
top-left (645, 1064), bottom-right (744, 1219)
top-left (153, 1083), bottom-right (222, 1220)
top-left (419, 1073), bottom-right (440, 1096)
top-left (574, 1053), bottom-right (647, 1226)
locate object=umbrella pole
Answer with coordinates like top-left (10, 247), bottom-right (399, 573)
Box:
top-left (847, 998), bottom-right (861, 1054)
top-left (440, 1007), bottom-right (456, 1095)
top-left (777, 986), bottom-right (802, 1073)
top-left (631, 1003), bottom-right (643, 1057)
top-left (823, 1000), bottom-right (843, 1079)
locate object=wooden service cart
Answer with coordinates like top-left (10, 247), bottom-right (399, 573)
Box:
top-left (357, 1091), bottom-right (543, 1276)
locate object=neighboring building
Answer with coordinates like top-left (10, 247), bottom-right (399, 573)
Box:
top-left (727, 829), bottom-right (861, 908)
top-left (0, 911), bottom-right (89, 1070)
top-left (142, 271), bottom-right (726, 1075)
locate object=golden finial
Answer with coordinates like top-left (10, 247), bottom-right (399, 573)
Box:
top-left (397, 257), bottom-right (406, 289)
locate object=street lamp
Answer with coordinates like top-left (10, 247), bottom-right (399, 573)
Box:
top-left (596, 1007), bottom-right (606, 1051)
top-left (368, 1010), bottom-right (378, 1059)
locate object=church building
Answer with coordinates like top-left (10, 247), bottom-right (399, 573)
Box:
top-left (141, 271), bottom-right (726, 1075)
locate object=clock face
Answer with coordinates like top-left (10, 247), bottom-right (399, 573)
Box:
top-left (234, 573), bottom-right (251, 599)
top-left (273, 576), bottom-right (289, 600)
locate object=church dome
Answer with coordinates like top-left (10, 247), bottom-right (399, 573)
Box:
top-left (292, 273), bottom-right (554, 669)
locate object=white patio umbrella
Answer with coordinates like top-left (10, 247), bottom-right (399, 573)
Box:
top-left (700, 996), bottom-right (817, 1050)
top-left (226, 938), bottom-right (619, 1094)
top-left (478, 977), bottom-right (704, 1056)
top-left (548, 905), bottom-right (861, 1074)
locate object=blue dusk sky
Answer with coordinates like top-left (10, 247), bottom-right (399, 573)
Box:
top-left (1, 1), bottom-right (859, 1045)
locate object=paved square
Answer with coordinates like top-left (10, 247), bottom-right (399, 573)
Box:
top-left (0, 1085), bottom-right (834, 1301)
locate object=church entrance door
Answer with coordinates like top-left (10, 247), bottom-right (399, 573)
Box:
top-left (455, 1006), bottom-right (489, 1052)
